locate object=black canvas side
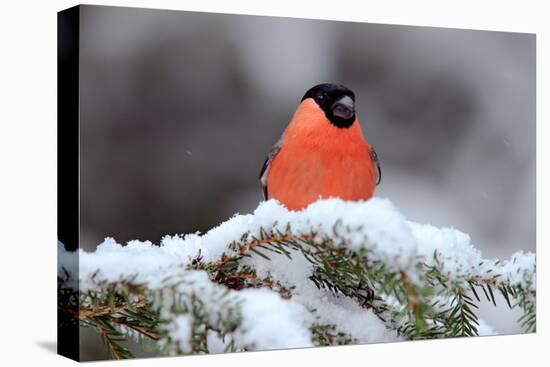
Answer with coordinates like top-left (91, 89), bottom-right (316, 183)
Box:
top-left (57, 5), bottom-right (80, 362)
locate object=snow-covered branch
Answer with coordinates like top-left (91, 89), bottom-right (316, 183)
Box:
top-left (58, 198), bottom-right (536, 359)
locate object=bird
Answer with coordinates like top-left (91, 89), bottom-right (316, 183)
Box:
top-left (259, 83), bottom-right (381, 211)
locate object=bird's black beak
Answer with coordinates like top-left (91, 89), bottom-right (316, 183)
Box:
top-left (331, 96), bottom-right (355, 120)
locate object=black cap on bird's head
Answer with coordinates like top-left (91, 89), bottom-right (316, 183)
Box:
top-left (301, 83), bottom-right (356, 128)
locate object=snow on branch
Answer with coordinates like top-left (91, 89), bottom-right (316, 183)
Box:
top-left (58, 198), bottom-right (536, 359)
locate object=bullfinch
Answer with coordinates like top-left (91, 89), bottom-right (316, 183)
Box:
top-left (259, 83), bottom-right (381, 211)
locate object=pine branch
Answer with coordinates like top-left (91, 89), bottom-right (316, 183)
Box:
top-left (58, 203), bottom-right (536, 358)
top-left (310, 323), bottom-right (356, 346)
top-left (58, 280), bottom-right (161, 360)
top-left (189, 229), bottom-right (536, 339)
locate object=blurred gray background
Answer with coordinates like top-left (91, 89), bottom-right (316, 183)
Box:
top-left (78, 6), bottom-right (535, 350)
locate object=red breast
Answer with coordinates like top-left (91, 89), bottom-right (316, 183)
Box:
top-left (266, 92), bottom-right (377, 211)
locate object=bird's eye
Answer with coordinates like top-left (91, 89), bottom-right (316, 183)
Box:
top-left (315, 94), bottom-right (325, 102)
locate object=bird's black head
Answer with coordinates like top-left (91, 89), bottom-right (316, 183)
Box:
top-left (301, 83), bottom-right (356, 128)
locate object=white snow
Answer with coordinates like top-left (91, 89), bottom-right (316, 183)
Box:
top-left (169, 315), bottom-right (193, 353)
top-left (59, 197), bottom-right (535, 352)
top-left (235, 288), bottom-right (313, 350)
top-left (500, 251), bottom-right (536, 288)
top-left (238, 246), bottom-right (398, 344)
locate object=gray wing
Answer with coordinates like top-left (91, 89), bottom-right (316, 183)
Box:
top-left (259, 134), bottom-right (284, 199)
top-left (370, 147), bottom-right (382, 185)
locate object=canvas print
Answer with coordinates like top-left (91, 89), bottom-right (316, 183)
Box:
top-left (57, 5), bottom-right (536, 361)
